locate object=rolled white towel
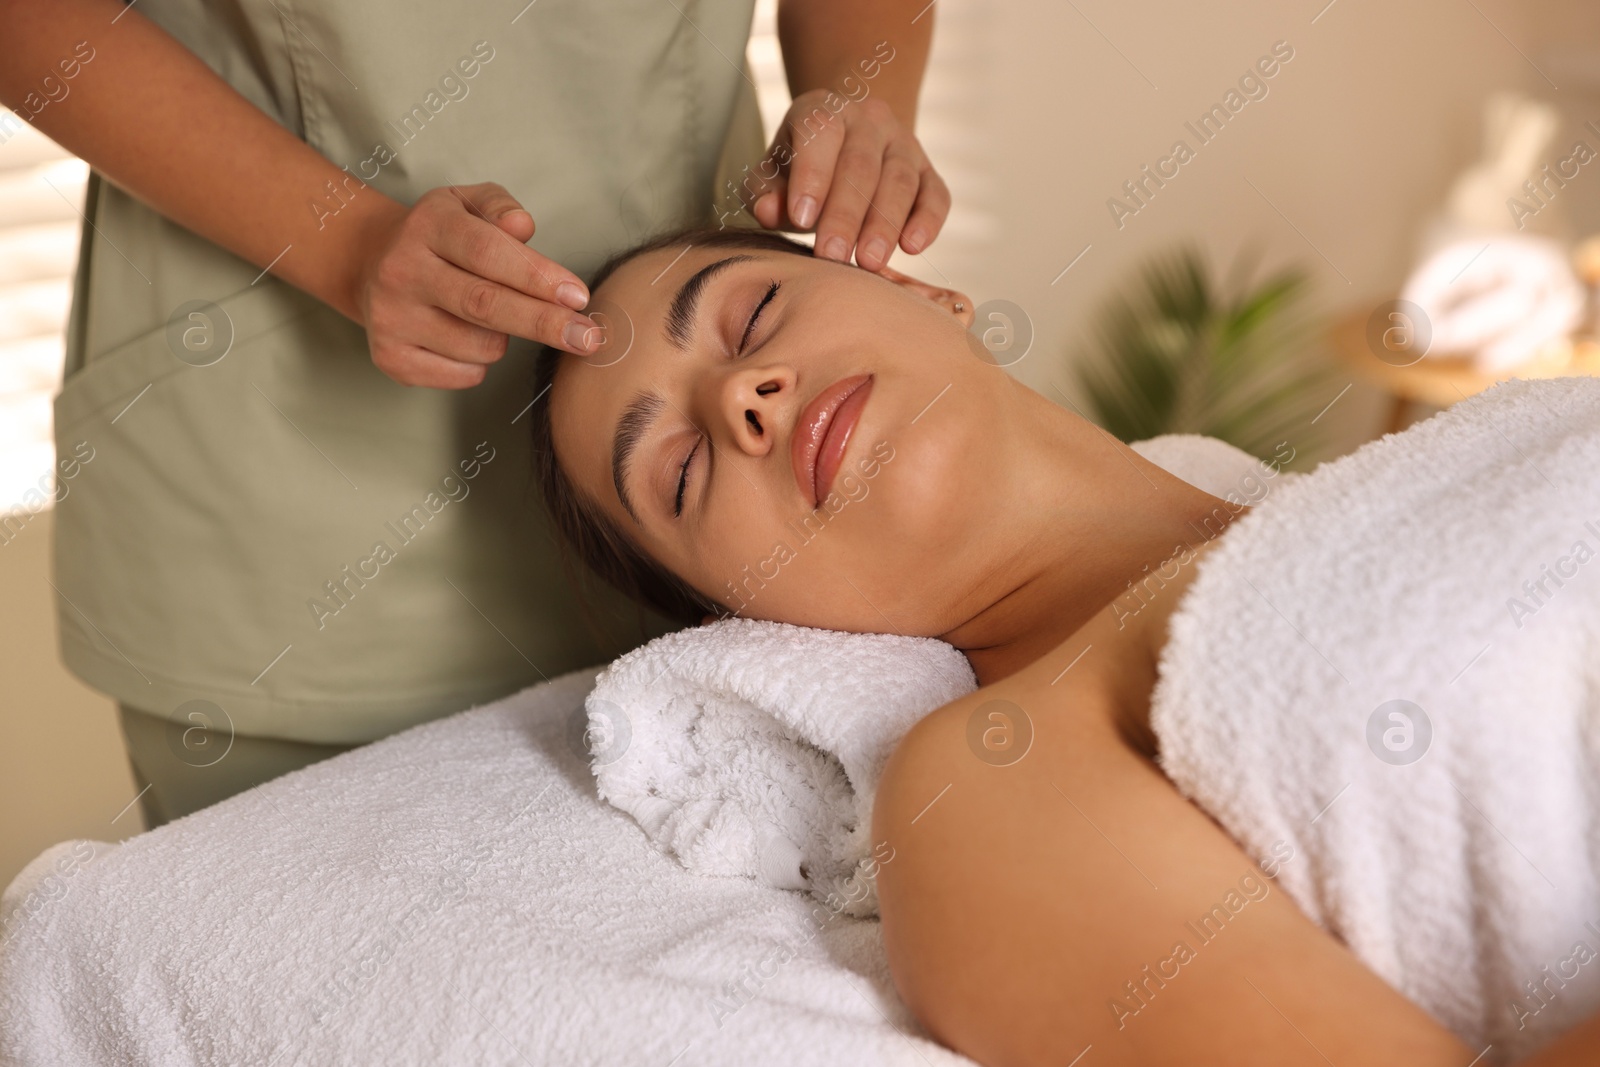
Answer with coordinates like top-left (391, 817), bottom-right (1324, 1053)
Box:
top-left (592, 627), bottom-right (972, 921)
top-left (587, 620), bottom-right (977, 916)
top-left (586, 434), bottom-right (1270, 915)
top-left (1400, 235), bottom-right (1584, 373)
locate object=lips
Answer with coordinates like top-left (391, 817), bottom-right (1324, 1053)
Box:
top-left (791, 374), bottom-right (873, 508)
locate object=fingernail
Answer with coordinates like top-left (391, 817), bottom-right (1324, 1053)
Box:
top-left (556, 282), bottom-right (589, 310)
top-left (903, 227), bottom-right (926, 254)
top-left (793, 195), bottom-right (819, 229)
top-left (821, 236), bottom-right (848, 261)
top-left (563, 318), bottom-right (597, 353)
top-left (862, 237), bottom-right (888, 267)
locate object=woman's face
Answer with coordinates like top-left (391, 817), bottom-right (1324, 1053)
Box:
top-left (549, 241), bottom-right (1037, 635)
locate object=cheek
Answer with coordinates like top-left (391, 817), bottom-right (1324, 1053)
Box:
top-left (679, 489), bottom-right (872, 625)
top-left (709, 427), bottom-right (979, 633)
top-left (670, 503), bottom-right (791, 604)
top-left (856, 430), bottom-right (975, 574)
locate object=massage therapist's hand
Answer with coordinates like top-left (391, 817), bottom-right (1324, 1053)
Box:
top-left (354, 182), bottom-right (602, 389)
top-left (748, 90), bottom-right (950, 274)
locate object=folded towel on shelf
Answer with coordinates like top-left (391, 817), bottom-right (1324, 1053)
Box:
top-left (1401, 235), bottom-right (1584, 373)
top-left (587, 434), bottom-right (1272, 916)
top-left (1150, 377), bottom-right (1600, 1064)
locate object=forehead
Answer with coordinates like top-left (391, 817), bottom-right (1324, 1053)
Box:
top-left (594, 240), bottom-right (782, 319)
top-left (569, 242), bottom-right (757, 391)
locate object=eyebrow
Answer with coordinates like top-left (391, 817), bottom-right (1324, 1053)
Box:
top-left (611, 390), bottom-right (665, 525)
top-left (665, 254), bottom-right (754, 350)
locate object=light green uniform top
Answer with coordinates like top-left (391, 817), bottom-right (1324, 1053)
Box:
top-left (54, 0), bottom-right (764, 743)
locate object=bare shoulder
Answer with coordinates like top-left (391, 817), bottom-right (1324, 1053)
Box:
top-left (871, 672), bottom-right (1472, 1067)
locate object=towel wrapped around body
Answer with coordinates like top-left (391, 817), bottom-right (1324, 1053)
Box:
top-left (1150, 377), bottom-right (1600, 1064)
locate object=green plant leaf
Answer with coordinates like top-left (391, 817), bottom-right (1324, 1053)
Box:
top-left (1071, 246), bottom-right (1336, 461)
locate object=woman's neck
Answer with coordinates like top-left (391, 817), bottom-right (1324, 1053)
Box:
top-left (938, 390), bottom-right (1249, 687)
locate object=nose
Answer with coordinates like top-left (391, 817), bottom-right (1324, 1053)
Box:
top-left (709, 363), bottom-right (794, 458)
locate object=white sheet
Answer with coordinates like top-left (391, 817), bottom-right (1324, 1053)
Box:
top-left (0, 670), bottom-right (971, 1067)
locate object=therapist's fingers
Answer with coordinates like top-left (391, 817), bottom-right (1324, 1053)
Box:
top-left (372, 342), bottom-right (491, 391)
top-left (811, 109), bottom-right (888, 264)
top-left (447, 181), bottom-right (536, 243)
top-left (391, 304), bottom-right (511, 366)
top-left (361, 184), bottom-right (597, 351)
top-left (364, 286), bottom-right (508, 389)
top-left (745, 93), bottom-right (952, 274)
top-left (741, 131), bottom-right (790, 229)
top-left (899, 166), bottom-right (952, 256)
top-left (744, 131), bottom-right (800, 229)
top-left (751, 178), bottom-right (789, 231)
top-left (851, 139), bottom-right (923, 273)
top-left (431, 260), bottom-right (600, 356)
top-left (778, 94), bottom-right (845, 232)
top-left (429, 207), bottom-right (590, 313)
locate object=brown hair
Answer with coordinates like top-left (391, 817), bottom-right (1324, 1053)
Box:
top-left (530, 225), bottom-right (816, 627)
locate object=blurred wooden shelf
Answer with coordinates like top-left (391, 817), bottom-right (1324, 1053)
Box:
top-left (1330, 310), bottom-right (1600, 433)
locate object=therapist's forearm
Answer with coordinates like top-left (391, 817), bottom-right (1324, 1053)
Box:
top-left (0, 0), bottom-right (402, 322)
top-left (776, 0), bottom-right (933, 129)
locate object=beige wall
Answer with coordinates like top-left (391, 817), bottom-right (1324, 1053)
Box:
top-left (0, 509), bottom-right (142, 890)
top-left (0, 112), bottom-right (139, 889)
top-left (941, 0), bottom-right (1597, 448)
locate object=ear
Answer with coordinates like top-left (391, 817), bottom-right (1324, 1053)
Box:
top-left (875, 264), bottom-right (976, 328)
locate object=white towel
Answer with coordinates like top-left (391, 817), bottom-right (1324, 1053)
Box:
top-left (588, 621), bottom-right (978, 916)
top-left (587, 434), bottom-right (1274, 915)
top-left (1150, 377), bottom-right (1600, 1063)
top-left (1401, 236), bottom-right (1584, 373)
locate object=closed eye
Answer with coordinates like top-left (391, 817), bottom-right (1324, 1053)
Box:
top-left (673, 438), bottom-right (702, 517)
top-left (739, 281), bottom-right (780, 354)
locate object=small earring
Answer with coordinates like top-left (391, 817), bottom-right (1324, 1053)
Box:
top-left (953, 302), bottom-right (965, 313)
